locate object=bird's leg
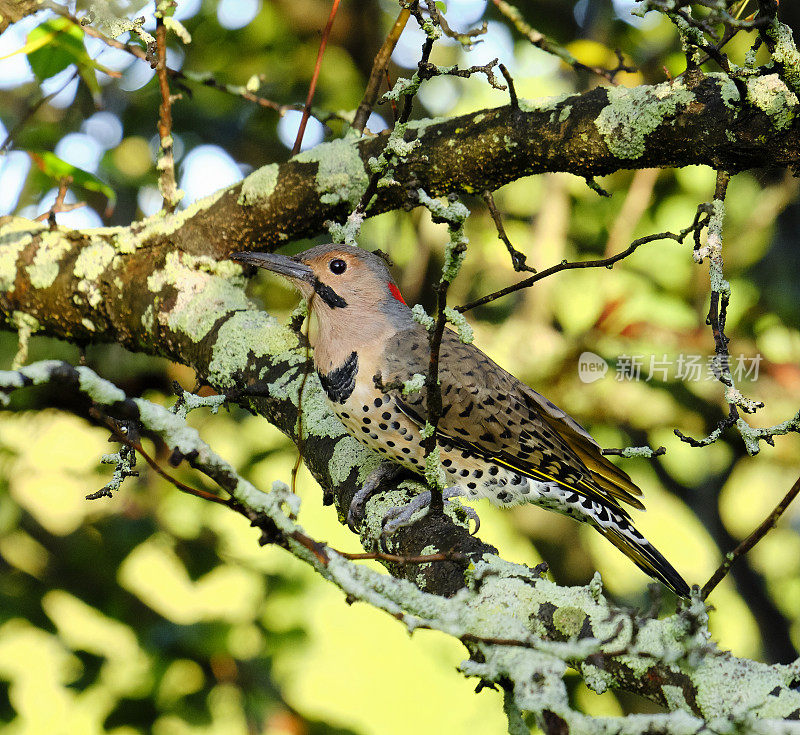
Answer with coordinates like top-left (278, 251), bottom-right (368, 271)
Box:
top-left (381, 487), bottom-right (480, 537)
top-left (347, 462), bottom-right (406, 531)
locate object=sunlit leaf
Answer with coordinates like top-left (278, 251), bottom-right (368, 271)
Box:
top-left (26, 17), bottom-right (86, 81)
top-left (28, 150), bottom-right (116, 210)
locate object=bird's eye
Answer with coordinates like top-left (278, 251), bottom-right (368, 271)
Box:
top-left (329, 259), bottom-right (347, 274)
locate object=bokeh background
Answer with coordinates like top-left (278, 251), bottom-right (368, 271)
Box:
top-left (1, 0), bottom-right (800, 732)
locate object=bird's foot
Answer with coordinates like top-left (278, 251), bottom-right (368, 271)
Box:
top-left (347, 462), bottom-right (405, 531)
top-left (381, 487), bottom-right (480, 537)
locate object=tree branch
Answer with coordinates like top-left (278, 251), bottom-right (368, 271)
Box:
top-left (2, 66), bottom-right (800, 728)
top-left (2, 360), bottom-right (800, 728)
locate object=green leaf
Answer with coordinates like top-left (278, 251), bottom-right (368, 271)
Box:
top-left (26, 17), bottom-right (86, 81)
top-left (28, 151), bottom-right (116, 212)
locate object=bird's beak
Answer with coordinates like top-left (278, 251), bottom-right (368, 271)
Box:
top-left (230, 251), bottom-right (314, 284)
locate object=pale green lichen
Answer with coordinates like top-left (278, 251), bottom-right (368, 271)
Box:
top-left (27, 230), bottom-right (72, 288)
top-left (441, 238), bottom-right (467, 281)
top-left (238, 164), bottom-right (279, 206)
top-left (443, 307), bottom-right (473, 344)
top-left (384, 124), bottom-right (420, 159)
top-left (75, 365), bottom-right (127, 404)
top-left (503, 135), bottom-right (517, 151)
top-left (618, 445), bottom-right (662, 458)
top-left (404, 115), bottom-right (449, 138)
top-left (580, 662), bottom-right (612, 694)
top-left (146, 252), bottom-right (252, 344)
top-left (288, 298), bottom-right (309, 324)
top-left (73, 238), bottom-right (115, 281)
top-left (662, 684), bottom-right (690, 711)
top-left (207, 310), bottom-right (300, 387)
top-left (295, 138), bottom-right (369, 207)
top-left (518, 92), bottom-right (574, 114)
top-left (415, 543), bottom-right (441, 588)
top-left (417, 189), bottom-right (469, 226)
top-left (552, 606), bottom-right (586, 638)
top-left (382, 74), bottom-right (422, 103)
top-left (171, 390), bottom-right (226, 419)
top-left (424, 446), bottom-right (446, 492)
top-left (88, 6), bottom-right (154, 43)
top-left (76, 278), bottom-right (103, 309)
top-left (328, 436), bottom-right (378, 486)
top-left (411, 304), bottom-right (434, 330)
top-left (402, 373), bottom-right (426, 396)
top-left (0, 231), bottom-right (31, 292)
top-left (588, 571), bottom-right (603, 601)
top-left (163, 16), bottom-right (191, 44)
top-left (716, 74), bottom-right (741, 109)
top-left (141, 304), bottom-right (155, 333)
top-left (594, 81), bottom-right (696, 159)
top-left (736, 412), bottom-right (800, 457)
top-left (327, 210), bottom-right (364, 247)
top-left (745, 73), bottom-right (799, 131)
top-left (10, 311), bottom-right (39, 370)
top-left (764, 19), bottom-right (800, 96)
top-left (297, 377), bottom-right (349, 441)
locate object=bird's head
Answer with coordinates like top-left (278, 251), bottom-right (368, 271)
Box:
top-left (231, 243), bottom-right (408, 310)
top-left (231, 245), bottom-right (412, 353)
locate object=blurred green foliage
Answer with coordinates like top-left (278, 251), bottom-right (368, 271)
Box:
top-left (1, 1), bottom-right (800, 732)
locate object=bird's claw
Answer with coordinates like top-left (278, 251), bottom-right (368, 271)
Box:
top-left (347, 462), bottom-right (404, 532)
top-left (379, 487), bottom-right (480, 542)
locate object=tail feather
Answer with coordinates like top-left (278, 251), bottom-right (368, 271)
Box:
top-left (594, 521), bottom-right (690, 598)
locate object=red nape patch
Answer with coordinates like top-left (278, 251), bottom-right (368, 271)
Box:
top-left (388, 283), bottom-right (406, 304)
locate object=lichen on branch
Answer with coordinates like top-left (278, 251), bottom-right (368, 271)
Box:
top-left (2, 360), bottom-right (800, 731)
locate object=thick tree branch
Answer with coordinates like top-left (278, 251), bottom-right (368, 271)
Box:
top-left (2, 360), bottom-right (800, 729)
top-left (5, 74), bottom-right (785, 260)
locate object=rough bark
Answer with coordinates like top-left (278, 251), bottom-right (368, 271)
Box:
top-left (0, 0), bottom-right (40, 34)
top-left (2, 73), bottom-right (800, 727)
top-left (3, 359), bottom-right (800, 734)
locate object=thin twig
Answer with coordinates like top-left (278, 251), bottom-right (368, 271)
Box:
top-left (352, 4), bottom-right (414, 133)
top-left (491, 0), bottom-right (634, 84)
top-left (155, 13), bottom-right (180, 212)
top-left (177, 71), bottom-right (300, 116)
top-left (418, 58), bottom-right (506, 90)
top-left (384, 67), bottom-right (398, 123)
top-left (602, 445), bottom-right (666, 458)
top-left (89, 407), bottom-right (232, 506)
top-left (33, 177), bottom-right (77, 227)
top-left (1, 69), bottom-right (80, 154)
top-left (425, 0), bottom-right (487, 45)
top-left (348, 28), bottom-right (436, 219)
top-left (456, 227), bottom-right (702, 313)
top-left (338, 549), bottom-right (467, 564)
top-left (498, 63), bottom-right (518, 110)
top-left (291, 304), bottom-right (314, 499)
top-left (292, 0), bottom-right (341, 155)
top-left (482, 190), bottom-right (534, 272)
top-left (702, 473), bottom-right (800, 599)
top-left (423, 275), bottom-right (453, 515)
top-left (675, 171), bottom-right (768, 449)
top-left (46, 6), bottom-right (319, 122)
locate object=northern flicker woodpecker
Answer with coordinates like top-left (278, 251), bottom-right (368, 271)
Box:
top-left (232, 244), bottom-right (691, 597)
